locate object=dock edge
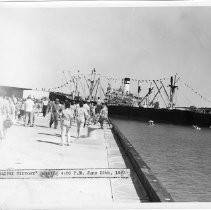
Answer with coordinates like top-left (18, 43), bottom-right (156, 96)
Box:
top-left (110, 118), bottom-right (174, 202)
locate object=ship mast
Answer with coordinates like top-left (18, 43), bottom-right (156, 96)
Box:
top-left (89, 68), bottom-right (96, 100)
top-left (83, 68), bottom-right (102, 101)
top-left (138, 80), bottom-right (141, 101)
top-left (68, 71), bottom-right (77, 99)
top-left (168, 75), bottom-right (178, 109)
top-left (75, 70), bottom-right (80, 98)
top-left (62, 71), bottom-right (72, 95)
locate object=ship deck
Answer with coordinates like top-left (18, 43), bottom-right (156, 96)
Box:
top-left (0, 114), bottom-right (149, 209)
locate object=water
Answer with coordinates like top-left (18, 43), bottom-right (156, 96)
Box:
top-left (112, 117), bottom-right (211, 202)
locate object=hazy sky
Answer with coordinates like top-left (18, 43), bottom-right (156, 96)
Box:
top-left (0, 6), bottom-right (211, 107)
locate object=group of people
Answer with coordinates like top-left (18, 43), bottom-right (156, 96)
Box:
top-left (0, 94), bottom-right (110, 146)
top-left (0, 95), bottom-right (51, 141)
top-left (13, 96), bottom-right (49, 127)
top-left (49, 97), bottom-right (110, 146)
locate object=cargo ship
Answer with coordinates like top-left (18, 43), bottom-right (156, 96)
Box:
top-left (106, 76), bottom-right (211, 127)
top-left (48, 70), bottom-right (211, 127)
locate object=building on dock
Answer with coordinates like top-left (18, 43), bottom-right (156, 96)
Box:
top-left (23, 89), bottom-right (49, 99)
top-left (0, 85), bottom-right (31, 98)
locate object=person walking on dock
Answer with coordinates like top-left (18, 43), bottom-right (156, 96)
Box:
top-left (95, 97), bottom-right (102, 115)
top-left (42, 97), bottom-right (48, 117)
top-left (24, 95), bottom-right (34, 127)
top-left (83, 101), bottom-right (90, 127)
top-left (88, 102), bottom-right (96, 125)
top-left (99, 103), bottom-right (110, 129)
top-left (76, 102), bottom-right (88, 138)
top-left (8, 97), bottom-right (16, 124)
top-left (30, 99), bottom-right (37, 127)
top-left (49, 99), bottom-right (61, 129)
top-left (60, 102), bottom-right (74, 146)
top-left (15, 98), bottom-right (22, 122)
top-left (70, 101), bottom-right (77, 122)
top-left (19, 99), bottom-right (26, 123)
top-left (90, 102), bottom-right (95, 117)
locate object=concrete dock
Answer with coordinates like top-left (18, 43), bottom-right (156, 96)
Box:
top-left (0, 114), bottom-right (149, 209)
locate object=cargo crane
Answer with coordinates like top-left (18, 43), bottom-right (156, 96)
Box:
top-left (139, 85), bottom-right (154, 107)
top-left (145, 75), bottom-right (179, 109)
top-left (83, 69), bottom-right (106, 101)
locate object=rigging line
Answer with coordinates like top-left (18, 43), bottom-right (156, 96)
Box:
top-left (153, 80), bottom-right (168, 108)
top-left (83, 75), bottom-right (90, 90)
top-left (90, 78), bottom-right (99, 98)
top-left (150, 86), bottom-right (162, 104)
top-left (55, 72), bottom-right (176, 92)
top-left (179, 84), bottom-right (196, 107)
top-left (62, 71), bottom-right (72, 94)
top-left (79, 77), bottom-right (85, 98)
top-left (139, 87), bottom-right (152, 104)
top-left (94, 80), bottom-right (100, 99)
top-left (179, 90), bottom-right (195, 107)
top-left (174, 88), bottom-right (179, 106)
top-left (183, 81), bottom-right (211, 103)
top-left (101, 74), bottom-right (176, 84)
top-left (99, 83), bottom-right (106, 97)
top-left (175, 75), bottom-right (181, 84)
top-left (68, 71), bottom-right (76, 86)
top-left (160, 81), bottom-right (170, 102)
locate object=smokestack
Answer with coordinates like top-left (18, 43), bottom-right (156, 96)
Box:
top-left (124, 78), bottom-right (130, 94)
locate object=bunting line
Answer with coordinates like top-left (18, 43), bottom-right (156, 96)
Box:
top-left (41, 72), bottom-right (176, 93)
top-left (184, 82), bottom-right (211, 103)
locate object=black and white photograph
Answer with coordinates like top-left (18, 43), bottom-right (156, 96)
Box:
top-left (0, 1), bottom-right (210, 209)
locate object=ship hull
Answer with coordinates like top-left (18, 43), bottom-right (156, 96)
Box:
top-left (108, 106), bottom-right (211, 127)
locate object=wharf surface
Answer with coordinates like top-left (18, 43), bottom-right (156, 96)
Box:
top-left (0, 114), bottom-right (149, 209)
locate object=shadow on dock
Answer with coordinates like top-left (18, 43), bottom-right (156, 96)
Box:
top-left (38, 132), bottom-right (61, 137)
top-left (36, 125), bottom-right (51, 129)
top-left (37, 139), bottom-right (61, 146)
top-left (87, 126), bottom-right (100, 138)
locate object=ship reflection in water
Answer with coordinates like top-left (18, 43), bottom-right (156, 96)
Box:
top-left (112, 117), bottom-right (211, 202)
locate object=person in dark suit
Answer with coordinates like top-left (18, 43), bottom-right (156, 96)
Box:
top-left (49, 99), bottom-right (62, 129)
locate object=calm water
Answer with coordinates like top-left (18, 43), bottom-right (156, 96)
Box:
top-left (112, 117), bottom-right (211, 202)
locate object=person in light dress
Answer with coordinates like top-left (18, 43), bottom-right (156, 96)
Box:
top-left (60, 102), bottom-right (75, 146)
top-left (76, 102), bottom-right (88, 138)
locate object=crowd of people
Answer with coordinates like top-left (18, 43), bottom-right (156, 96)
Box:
top-left (0, 94), bottom-right (43, 141)
top-left (0, 94), bottom-right (111, 146)
top-left (49, 97), bottom-right (110, 146)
